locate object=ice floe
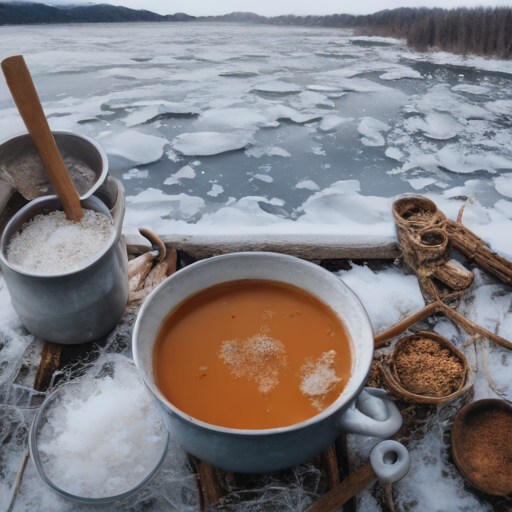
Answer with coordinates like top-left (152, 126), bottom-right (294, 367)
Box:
top-left (172, 132), bottom-right (254, 156)
top-left (358, 117), bottom-right (391, 146)
top-left (318, 115), bottom-right (348, 132)
top-left (245, 146), bottom-right (291, 158)
top-left (295, 180), bottom-right (320, 191)
top-left (163, 165), bottom-right (196, 185)
top-left (252, 81), bottom-right (302, 94)
top-left (122, 168), bottom-right (148, 180)
top-left (207, 184), bottom-right (224, 197)
top-left (98, 130), bottom-right (168, 165)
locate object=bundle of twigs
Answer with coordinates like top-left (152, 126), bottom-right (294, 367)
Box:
top-left (445, 219), bottom-right (512, 285)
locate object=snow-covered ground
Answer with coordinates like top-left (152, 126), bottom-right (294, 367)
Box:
top-left (1, 22), bottom-right (512, 512)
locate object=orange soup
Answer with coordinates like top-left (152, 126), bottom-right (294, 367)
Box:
top-left (153, 280), bottom-right (352, 429)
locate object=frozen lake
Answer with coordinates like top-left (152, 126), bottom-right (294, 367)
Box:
top-left (1, 22), bottom-right (512, 252)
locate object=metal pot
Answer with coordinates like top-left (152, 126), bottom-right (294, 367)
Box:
top-left (133, 252), bottom-right (402, 474)
top-left (0, 177), bottom-right (128, 344)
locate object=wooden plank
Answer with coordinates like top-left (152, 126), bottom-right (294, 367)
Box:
top-left (159, 234), bottom-right (399, 261)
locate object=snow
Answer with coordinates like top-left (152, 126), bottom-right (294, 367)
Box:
top-left (337, 265), bottom-right (424, 334)
top-left (172, 132), bottom-right (254, 156)
top-left (163, 165), bottom-right (196, 185)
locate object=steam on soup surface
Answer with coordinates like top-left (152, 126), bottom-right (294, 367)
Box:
top-left (153, 280), bottom-right (352, 430)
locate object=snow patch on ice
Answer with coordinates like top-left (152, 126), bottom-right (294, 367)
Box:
top-left (252, 81), bottom-right (302, 94)
top-left (253, 174), bottom-right (273, 183)
top-left (318, 115), bottom-right (348, 132)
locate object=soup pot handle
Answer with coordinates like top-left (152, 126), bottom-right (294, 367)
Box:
top-left (337, 387), bottom-right (402, 438)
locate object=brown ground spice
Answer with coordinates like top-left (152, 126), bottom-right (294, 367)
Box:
top-left (394, 337), bottom-right (464, 397)
top-left (456, 408), bottom-right (512, 495)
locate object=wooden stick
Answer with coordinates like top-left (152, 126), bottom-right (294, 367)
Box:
top-left (307, 461), bottom-right (376, 512)
top-left (374, 302), bottom-right (438, 348)
top-left (1, 55), bottom-right (83, 222)
top-left (438, 302), bottom-right (512, 351)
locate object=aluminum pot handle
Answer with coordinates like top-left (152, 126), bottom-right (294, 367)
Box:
top-left (370, 440), bottom-right (410, 483)
top-left (337, 387), bottom-right (402, 438)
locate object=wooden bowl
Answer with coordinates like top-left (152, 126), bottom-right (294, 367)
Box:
top-left (452, 399), bottom-right (512, 497)
top-left (379, 331), bottom-right (473, 404)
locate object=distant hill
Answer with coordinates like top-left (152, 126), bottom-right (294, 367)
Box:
top-left (0, 2), bottom-right (196, 25)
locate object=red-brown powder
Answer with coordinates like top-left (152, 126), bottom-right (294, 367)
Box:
top-left (394, 337), bottom-right (464, 397)
top-left (456, 408), bottom-right (512, 496)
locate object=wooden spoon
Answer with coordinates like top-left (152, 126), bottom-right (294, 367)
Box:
top-left (1, 55), bottom-right (83, 221)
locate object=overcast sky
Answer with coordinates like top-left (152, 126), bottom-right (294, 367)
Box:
top-left (92, 0), bottom-right (511, 17)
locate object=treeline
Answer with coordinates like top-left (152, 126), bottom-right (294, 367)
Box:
top-left (206, 7), bottom-right (512, 60)
top-left (367, 7), bottom-right (512, 60)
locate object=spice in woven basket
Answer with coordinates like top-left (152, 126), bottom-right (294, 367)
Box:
top-left (394, 336), bottom-right (464, 397)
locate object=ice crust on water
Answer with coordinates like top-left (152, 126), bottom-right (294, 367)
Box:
top-left (36, 357), bottom-right (166, 499)
top-left (6, 210), bottom-right (113, 275)
top-left (163, 165), bottom-right (196, 185)
top-left (358, 117), bottom-right (390, 146)
top-left (379, 68), bottom-right (421, 80)
top-left (405, 112), bottom-right (463, 140)
top-left (172, 132), bottom-right (254, 156)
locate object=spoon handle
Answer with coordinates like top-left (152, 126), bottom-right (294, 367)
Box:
top-left (1, 55), bottom-right (83, 221)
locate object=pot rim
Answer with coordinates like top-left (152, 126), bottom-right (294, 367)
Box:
top-left (0, 129), bottom-right (108, 201)
top-left (133, 251), bottom-right (375, 436)
top-left (0, 193), bottom-right (120, 279)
